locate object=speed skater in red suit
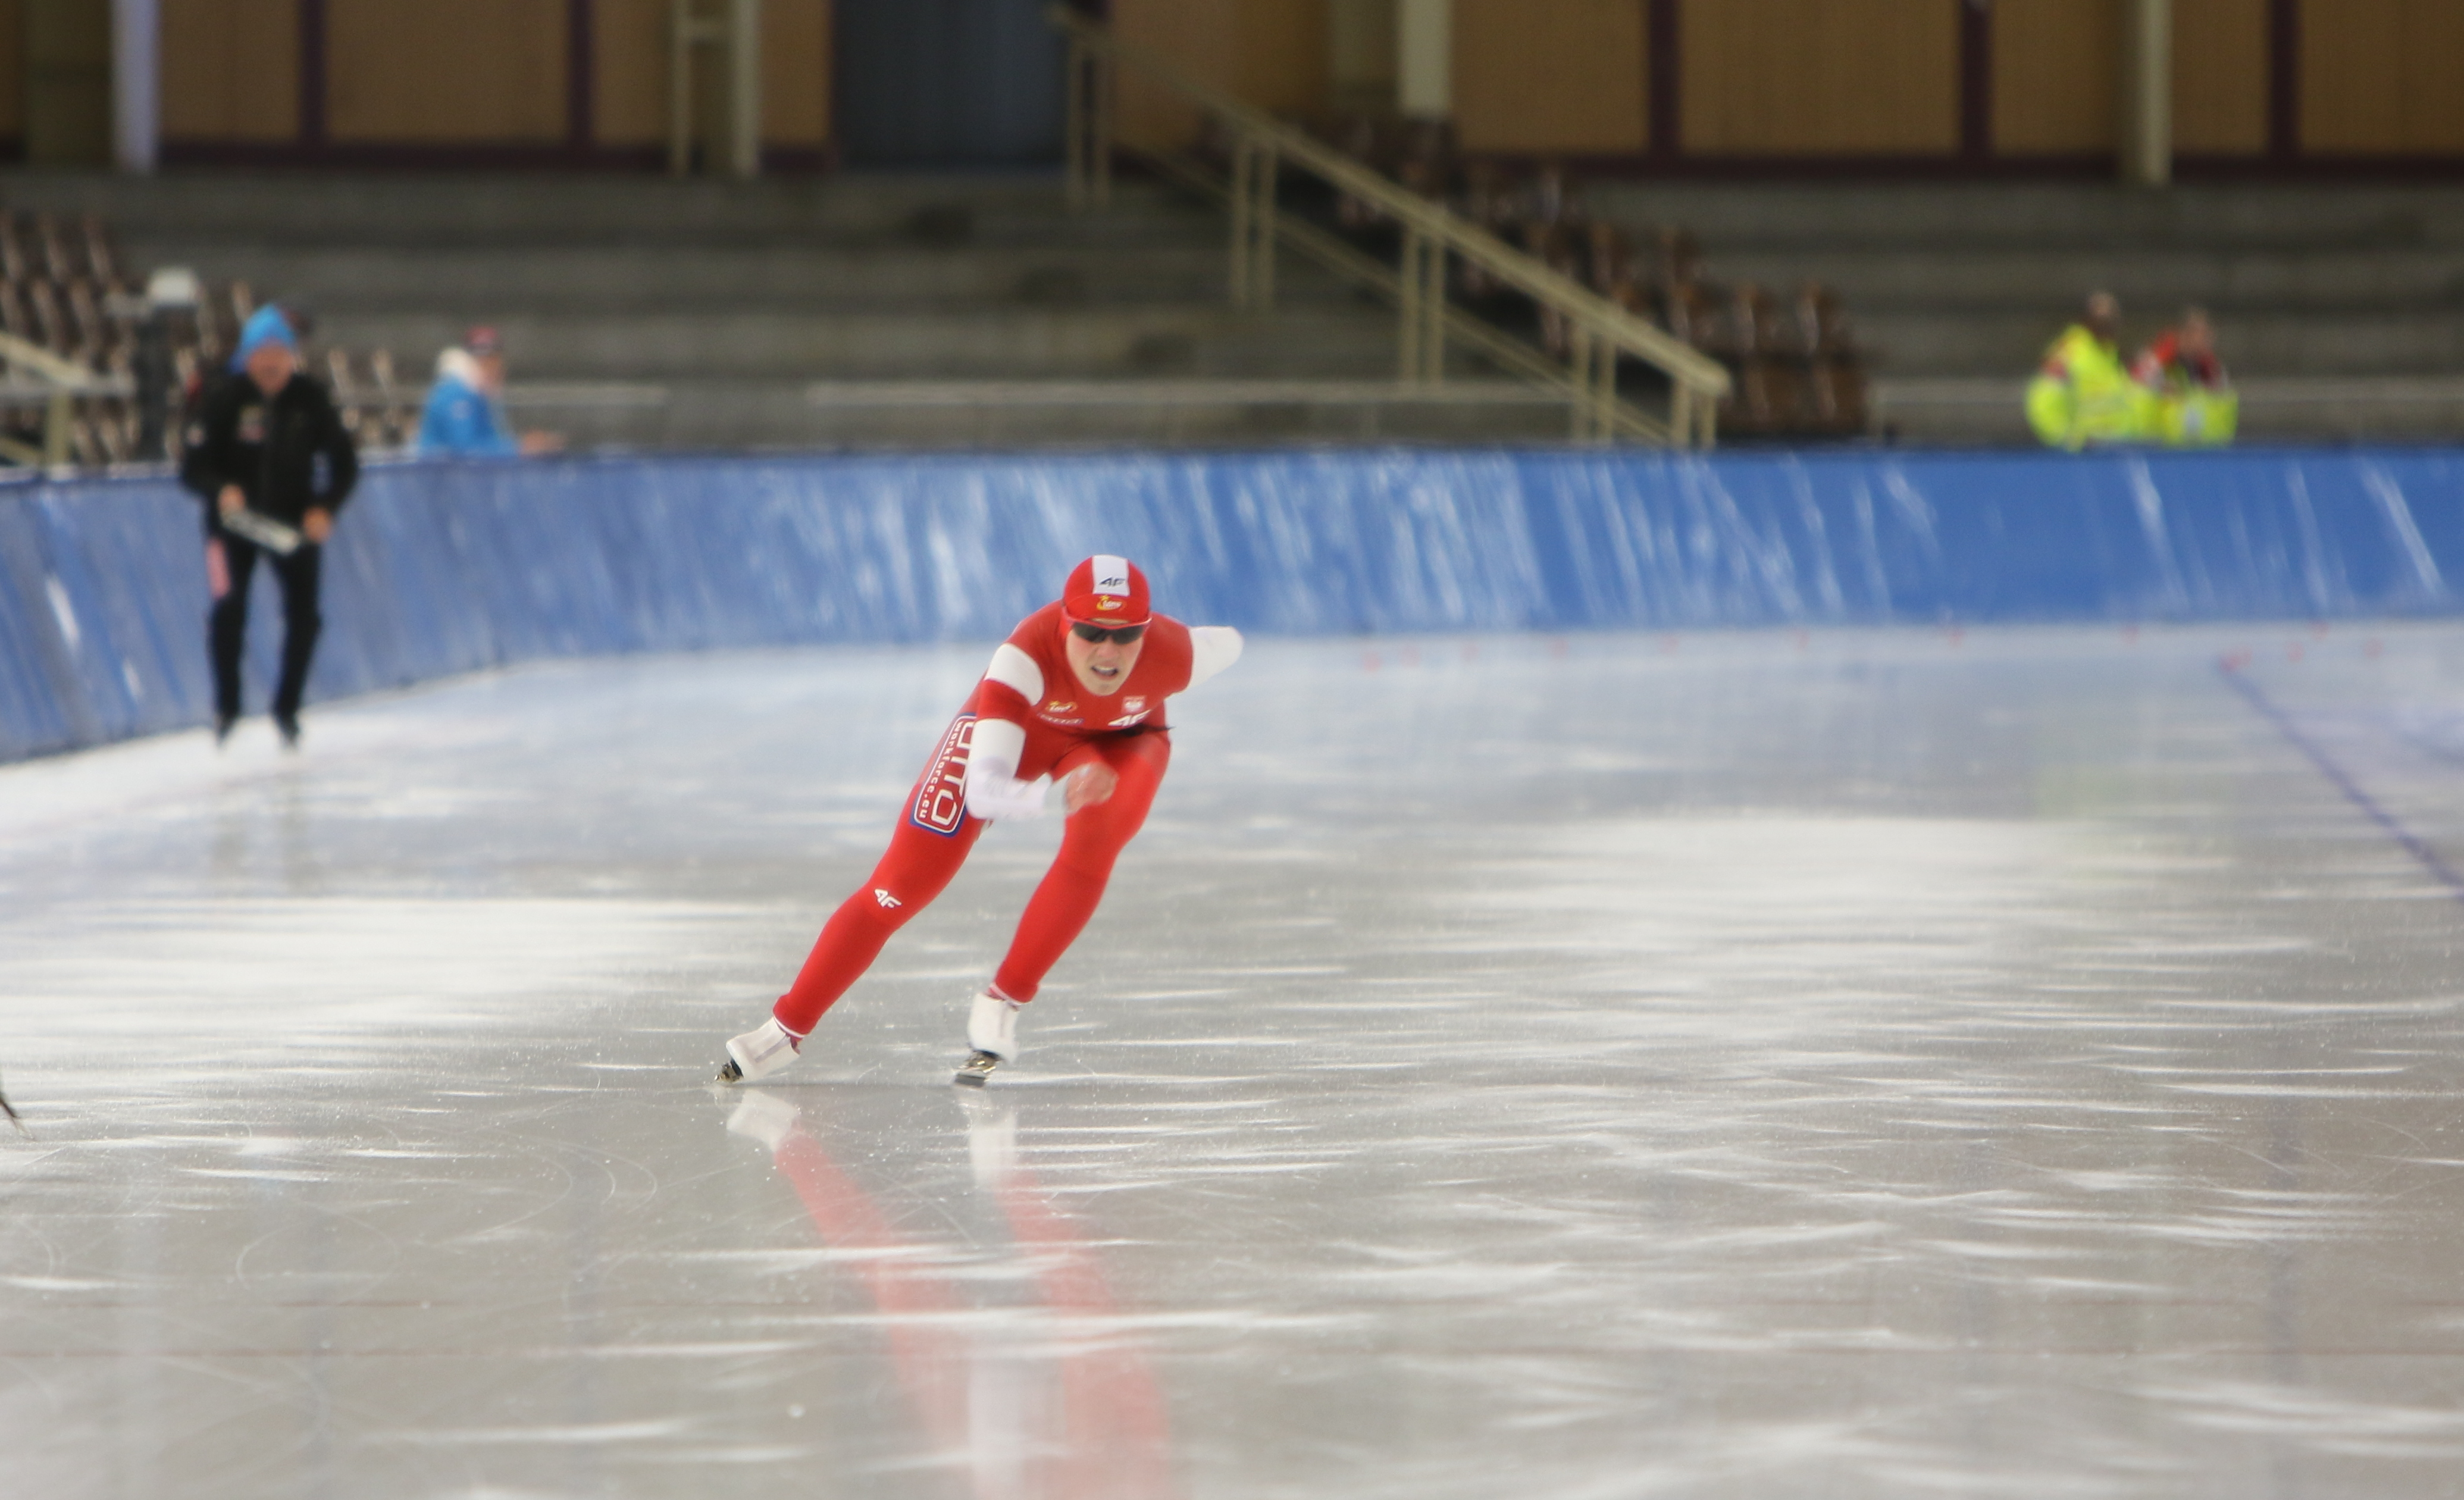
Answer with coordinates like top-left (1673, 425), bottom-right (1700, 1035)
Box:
top-left (719, 555), bottom-right (1244, 1086)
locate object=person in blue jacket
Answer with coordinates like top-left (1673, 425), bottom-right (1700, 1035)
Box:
top-left (418, 327), bottom-right (558, 457)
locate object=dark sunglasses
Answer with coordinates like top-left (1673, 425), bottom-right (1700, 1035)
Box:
top-left (1070, 622), bottom-right (1147, 645)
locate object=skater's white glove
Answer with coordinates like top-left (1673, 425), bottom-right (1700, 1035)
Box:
top-left (965, 719), bottom-right (1050, 822)
top-left (966, 775), bottom-right (1050, 821)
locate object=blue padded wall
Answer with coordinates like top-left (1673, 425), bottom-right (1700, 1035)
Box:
top-left (7, 446), bottom-right (2464, 762)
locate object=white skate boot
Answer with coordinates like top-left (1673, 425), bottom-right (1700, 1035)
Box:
top-left (954, 989), bottom-right (1023, 1087)
top-left (718, 1017), bottom-right (801, 1083)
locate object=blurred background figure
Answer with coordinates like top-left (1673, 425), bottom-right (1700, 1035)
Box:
top-left (129, 267), bottom-right (201, 461)
top-left (180, 304), bottom-right (359, 748)
top-left (2135, 307), bottom-right (2238, 448)
top-left (418, 325), bottom-right (561, 458)
top-left (2027, 292), bottom-right (2152, 450)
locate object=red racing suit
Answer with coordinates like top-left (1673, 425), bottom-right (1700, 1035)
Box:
top-left (773, 602), bottom-right (1243, 1035)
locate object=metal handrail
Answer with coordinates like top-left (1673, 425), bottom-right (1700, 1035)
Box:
top-left (1049, 5), bottom-right (1730, 447)
top-left (1134, 147), bottom-right (1674, 443)
top-left (0, 331), bottom-right (129, 468)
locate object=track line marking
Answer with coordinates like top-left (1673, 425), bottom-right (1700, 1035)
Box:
top-left (2218, 661), bottom-right (2464, 901)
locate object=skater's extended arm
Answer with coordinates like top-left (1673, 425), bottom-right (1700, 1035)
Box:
top-left (179, 381), bottom-right (239, 506)
top-left (312, 383), bottom-right (361, 515)
top-left (962, 641), bottom-right (1055, 821)
top-left (960, 617), bottom-right (1240, 822)
top-left (1186, 626), bottom-right (1243, 689)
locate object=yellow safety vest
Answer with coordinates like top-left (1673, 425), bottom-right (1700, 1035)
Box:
top-left (2144, 367), bottom-right (2238, 448)
top-left (2026, 326), bottom-right (2152, 450)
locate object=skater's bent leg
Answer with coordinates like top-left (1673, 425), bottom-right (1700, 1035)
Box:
top-left (270, 547), bottom-right (324, 724)
top-left (208, 539), bottom-right (259, 722)
top-left (775, 815), bottom-right (984, 1035)
top-left (992, 732), bottom-right (1171, 1003)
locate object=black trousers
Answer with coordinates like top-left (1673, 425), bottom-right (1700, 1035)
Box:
top-left (209, 536), bottom-right (323, 722)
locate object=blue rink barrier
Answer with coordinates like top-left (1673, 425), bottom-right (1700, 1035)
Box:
top-left (5, 445), bottom-right (2464, 762)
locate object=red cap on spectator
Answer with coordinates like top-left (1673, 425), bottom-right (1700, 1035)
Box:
top-left (466, 325), bottom-right (503, 356)
top-left (1063, 555), bottom-right (1150, 626)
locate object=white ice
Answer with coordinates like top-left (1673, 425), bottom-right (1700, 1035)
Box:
top-left (4, 625), bottom-right (2464, 1499)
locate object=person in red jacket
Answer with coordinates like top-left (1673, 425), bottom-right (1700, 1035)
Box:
top-left (2131, 306), bottom-right (2238, 447)
top-left (720, 555), bottom-right (1244, 1086)
top-left (2131, 306), bottom-right (2227, 392)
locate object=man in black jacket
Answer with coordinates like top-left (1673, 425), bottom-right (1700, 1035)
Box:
top-left (180, 306), bottom-right (359, 747)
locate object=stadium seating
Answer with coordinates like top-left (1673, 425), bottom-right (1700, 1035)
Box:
top-left (0, 208), bottom-right (419, 470)
top-left (1289, 117), bottom-right (1873, 441)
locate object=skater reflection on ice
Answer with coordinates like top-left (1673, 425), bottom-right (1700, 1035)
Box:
top-left (720, 556), bottom-right (1243, 1086)
top-left (727, 1090), bottom-right (1178, 1499)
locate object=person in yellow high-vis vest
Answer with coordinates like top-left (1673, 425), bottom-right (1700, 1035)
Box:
top-left (2026, 293), bottom-right (2154, 449)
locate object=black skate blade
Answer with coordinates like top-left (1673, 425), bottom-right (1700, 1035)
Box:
top-left (953, 1051), bottom-right (1000, 1088)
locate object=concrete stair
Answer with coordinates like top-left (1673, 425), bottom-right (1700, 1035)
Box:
top-left (7, 169), bottom-right (2449, 449)
top-left (0, 170), bottom-right (1569, 452)
top-left (1590, 181), bottom-right (2464, 443)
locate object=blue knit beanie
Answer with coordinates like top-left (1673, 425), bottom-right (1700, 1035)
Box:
top-left (230, 306), bottom-right (298, 371)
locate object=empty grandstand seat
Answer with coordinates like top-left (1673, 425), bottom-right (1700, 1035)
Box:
top-left (326, 350), bottom-right (365, 438)
top-left (1660, 279), bottom-right (1721, 354)
top-left (65, 280), bottom-right (112, 365)
top-left (26, 280), bottom-right (70, 356)
top-left (33, 214), bottom-right (77, 284)
top-left (367, 349), bottom-right (416, 448)
top-left (0, 281), bottom-right (32, 346)
top-left (1520, 221), bottom-right (1584, 358)
top-left (80, 215), bottom-right (123, 293)
top-left (1806, 358), bottom-right (1867, 435)
top-left (1226, 112), bottom-right (1870, 441)
top-left (1392, 118), bottom-right (1456, 201)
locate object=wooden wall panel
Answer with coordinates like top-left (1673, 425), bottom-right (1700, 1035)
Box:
top-left (1112, 0), bottom-right (1328, 149)
top-left (161, 0), bottom-right (300, 143)
top-left (594, 0), bottom-right (666, 145)
top-left (0, 0), bottom-right (26, 140)
top-left (1681, 0), bottom-right (1955, 154)
top-left (595, 0), bottom-right (832, 149)
top-left (24, 0), bottom-right (110, 163)
top-left (1992, 0), bottom-right (2117, 154)
top-left (2172, 0), bottom-right (2266, 154)
top-left (327, 0), bottom-right (567, 143)
top-left (1454, 0), bottom-right (1646, 155)
top-left (761, 0), bottom-right (831, 146)
top-left (1327, 0), bottom-right (1395, 112)
top-left (2303, 0), bottom-right (2464, 155)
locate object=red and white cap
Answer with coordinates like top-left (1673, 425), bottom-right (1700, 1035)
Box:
top-left (1063, 555), bottom-right (1151, 626)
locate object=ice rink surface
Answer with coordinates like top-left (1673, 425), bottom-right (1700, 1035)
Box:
top-left (5, 624), bottom-right (2464, 1499)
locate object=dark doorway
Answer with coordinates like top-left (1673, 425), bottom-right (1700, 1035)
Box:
top-left (832, 0), bottom-right (1067, 167)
